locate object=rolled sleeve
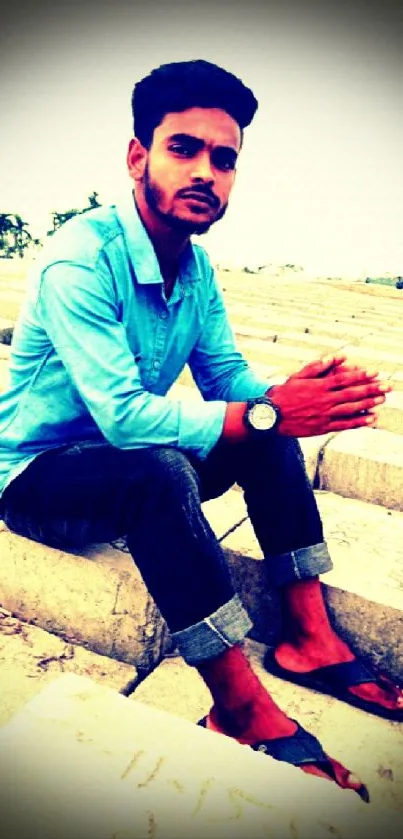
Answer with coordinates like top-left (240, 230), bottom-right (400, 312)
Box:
top-left (189, 269), bottom-right (272, 403)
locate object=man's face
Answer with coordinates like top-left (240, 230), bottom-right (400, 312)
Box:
top-left (132, 107), bottom-right (242, 235)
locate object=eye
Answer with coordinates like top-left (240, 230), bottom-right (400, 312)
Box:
top-left (212, 150), bottom-right (237, 171)
top-left (169, 143), bottom-right (195, 157)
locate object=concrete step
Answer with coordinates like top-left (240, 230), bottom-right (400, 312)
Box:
top-left (227, 304), bottom-right (377, 337)
top-left (375, 391), bottom-right (403, 435)
top-left (232, 322), bottom-right (349, 353)
top-left (0, 343), bottom-right (11, 361)
top-left (133, 640), bottom-right (403, 819)
top-left (236, 335), bottom-right (321, 369)
top-left (223, 290), bottom-right (402, 327)
top-left (1, 486), bottom-right (402, 686)
top-left (0, 520), bottom-right (170, 675)
top-left (339, 344), bottom-right (403, 374)
top-left (0, 490), bottom-right (247, 676)
top-left (319, 427), bottom-right (403, 509)
top-left (226, 292), bottom-right (399, 322)
top-left (0, 608), bottom-right (136, 727)
top-left (1, 670), bottom-right (394, 839)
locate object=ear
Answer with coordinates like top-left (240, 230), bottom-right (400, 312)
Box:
top-left (127, 138), bottom-right (148, 181)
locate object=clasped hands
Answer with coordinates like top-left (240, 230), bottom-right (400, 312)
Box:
top-left (268, 354), bottom-right (392, 438)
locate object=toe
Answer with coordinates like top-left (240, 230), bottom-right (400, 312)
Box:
top-left (302, 758), bottom-right (370, 802)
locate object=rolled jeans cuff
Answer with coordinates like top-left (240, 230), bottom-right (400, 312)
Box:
top-left (266, 542), bottom-right (333, 587)
top-left (170, 594), bottom-right (252, 665)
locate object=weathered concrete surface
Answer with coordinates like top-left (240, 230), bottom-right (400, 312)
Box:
top-left (340, 344), bottom-right (403, 374)
top-left (133, 639), bottom-right (403, 818)
top-left (320, 427), bottom-right (403, 510)
top-left (0, 342), bottom-right (11, 361)
top-left (2, 485), bottom-right (403, 681)
top-left (299, 433), bottom-right (335, 484)
top-left (0, 609), bottom-right (136, 726)
top-left (0, 671), bottom-right (399, 839)
top-left (391, 371), bottom-right (403, 391)
top-left (375, 391), bottom-right (403, 435)
top-left (0, 491), bottom-right (247, 671)
top-left (0, 524), bottom-right (170, 672)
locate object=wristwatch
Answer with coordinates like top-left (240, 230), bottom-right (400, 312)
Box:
top-left (243, 395), bottom-right (281, 436)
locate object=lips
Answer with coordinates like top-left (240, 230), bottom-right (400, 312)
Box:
top-left (180, 191), bottom-right (217, 208)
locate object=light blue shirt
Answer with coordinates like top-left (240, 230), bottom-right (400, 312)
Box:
top-left (0, 193), bottom-right (269, 499)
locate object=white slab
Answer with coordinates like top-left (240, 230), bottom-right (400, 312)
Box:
top-left (0, 673), bottom-right (397, 839)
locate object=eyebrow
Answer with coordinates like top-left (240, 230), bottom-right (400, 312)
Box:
top-left (167, 133), bottom-right (239, 157)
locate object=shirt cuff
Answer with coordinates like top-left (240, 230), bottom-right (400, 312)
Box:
top-left (178, 399), bottom-right (227, 459)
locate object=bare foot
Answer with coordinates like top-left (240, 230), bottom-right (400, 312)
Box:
top-left (204, 707), bottom-right (369, 801)
top-left (275, 639), bottom-right (403, 714)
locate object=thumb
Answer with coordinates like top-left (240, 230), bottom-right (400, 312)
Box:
top-left (293, 355), bottom-right (347, 380)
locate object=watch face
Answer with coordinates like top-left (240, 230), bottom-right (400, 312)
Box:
top-left (249, 401), bottom-right (278, 430)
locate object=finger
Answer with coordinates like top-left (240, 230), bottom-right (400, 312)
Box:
top-left (329, 395), bottom-right (386, 417)
top-left (332, 364), bottom-right (380, 380)
top-left (328, 414), bottom-right (377, 431)
top-left (294, 355), bottom-right (347, 379)
top-left (330, 371), bottom-right (392, 392)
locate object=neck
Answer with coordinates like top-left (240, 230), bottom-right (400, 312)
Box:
top-left (133, 190), bottom-right (189, 286)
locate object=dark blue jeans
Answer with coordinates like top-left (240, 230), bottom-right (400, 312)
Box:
top-left (1, 436), bottom-right (332, 664)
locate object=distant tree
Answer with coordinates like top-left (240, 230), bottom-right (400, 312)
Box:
top-left (283, 264), bottom-right (303, 272)
top-left (87, 191), bottom-right (101, 209)
top-left (47, 207), bottom-right (81, 236)
top-left (243, 266), bottom-right (257, 274)
top-left (0, 213), bottom-right (40, 259)
top-left (47, 191), bottom-right (102, 236)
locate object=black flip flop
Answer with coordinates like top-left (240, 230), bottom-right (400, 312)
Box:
top-left (264, 649), bottom-right (403, 722)
top-left (197, 716), bottom-right (369, 802)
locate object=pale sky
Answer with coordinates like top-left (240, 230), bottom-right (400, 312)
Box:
top-left (1, 0), bottom-right (402, 277)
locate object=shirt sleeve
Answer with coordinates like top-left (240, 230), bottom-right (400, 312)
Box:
top-left (188, 268), bottom-right (271, 402)
top-left (37, 260), bottom-right (226, 459)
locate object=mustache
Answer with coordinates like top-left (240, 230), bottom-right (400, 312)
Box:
top-left (177, 185), bottom-right (220, 209)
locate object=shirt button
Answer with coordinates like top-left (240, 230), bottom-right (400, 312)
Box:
top-left (153, 360), bottom-right (161, 370)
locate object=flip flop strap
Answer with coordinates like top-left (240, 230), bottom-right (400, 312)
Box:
top-left (251, 722), bottom-right (328, 767)
top-left (313, 659), bottom-right (375, 688)
top-left (198, 717), bottom-right (328, 768)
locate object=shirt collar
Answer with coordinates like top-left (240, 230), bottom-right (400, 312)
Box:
top-left (115, 190), bottom-right (201, 286)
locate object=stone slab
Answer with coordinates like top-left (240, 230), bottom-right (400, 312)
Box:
top-left (375, 391), bottom-right (403, 435)
top-left (236, 334), bottom-right (320, 367)
top-left (133, 639), bottom-right (403, 818)
top-left (341, 344), bottom-right (402, 373)
top-left (0, 489), bottom-right (247, 672)
top-left (0, 609), bottom-right (135, 726)
top-left (390, 371), bottom-right (403, 392)
top-left (319, 427), bottom-right (403, 509)
top-left (0, 671), bottom-right (397, 839)
top-left (298, 433), bottom-right (335, 484)
top-left (228, 308), bottom-right (374, 342)
top-left (0, 526), bottom-right (170, 672)
top-left (0, 342), bottom-right (11, 360)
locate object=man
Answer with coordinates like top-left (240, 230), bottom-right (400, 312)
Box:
top-left (0, 59), bottom-right (401, 801)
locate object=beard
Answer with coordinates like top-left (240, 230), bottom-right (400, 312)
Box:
top-left (143, 163), bottom-right (228, 235)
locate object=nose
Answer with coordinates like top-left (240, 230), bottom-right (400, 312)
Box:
top-left (190, 152), bottom-right (214, 183)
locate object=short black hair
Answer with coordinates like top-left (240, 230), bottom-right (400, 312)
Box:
top-left (131, 59), bottom-right (258, 148)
